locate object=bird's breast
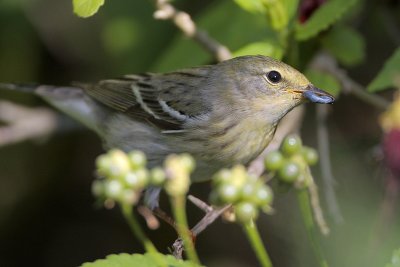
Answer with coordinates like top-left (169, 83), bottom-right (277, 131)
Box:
top-left (184, 116), bottom-right (277, 165)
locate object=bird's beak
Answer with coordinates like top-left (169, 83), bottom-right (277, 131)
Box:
top-left (301, 84), bottom-right (335, 104)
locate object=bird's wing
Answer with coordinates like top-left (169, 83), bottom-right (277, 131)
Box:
top-left (83, 68), bottom-right (211, 130)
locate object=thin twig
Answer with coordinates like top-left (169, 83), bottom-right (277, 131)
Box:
top-left (188, 195), bottom-right (213, 213)
top-left (316, 105), bottom-right (344, 223)
top-left (308, 179), bottom-right (330, 236)
top-left (154, 0), bottom-right (231, 62)
top-left (310, 52), bottom-right (390, 110)
top-left (171, 196), bottom-right (231, 258)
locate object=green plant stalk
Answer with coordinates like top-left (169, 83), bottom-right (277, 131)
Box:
top-left (243, 220), bottom-right (273, 267)
top-left (297, 190), bottom-right (329, 267)
top-left (121, 204), bottom-right (166, 266)
top-left (171, 195), bottom-right (201, 264)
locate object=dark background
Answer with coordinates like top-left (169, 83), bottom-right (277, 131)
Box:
top-left (0, 0), bottom-right (399, 266)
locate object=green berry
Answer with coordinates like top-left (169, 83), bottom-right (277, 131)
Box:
top-left (180, 153), bottom-right (196, 173)
top-left (213, 169), bottom-right (232, 185)
top-left (264, 151), bottom-right (284, 171)
top-left (121, 189), bottom-right (138, 205)
top-left (96, 154), bottom-right (112, 176)
top-left (231, 165), bottom-right (247, 188)
top-left (281, 134), bottom-right (302, 156)
top-left (128, 150), bottom-right (147, 169)
top-left (302, 147), bottom-right (319, 165)
top-left (124, 169), bottom-right (148, 189)
top-left (91, 180), bottom-right (105, 197)
top-left (241, 183), bottom-right (257, 201)
top-left (108, 149), bottom-right (131, 178)
top-left (150, 167), bottom-right (166, 186)
top-left (235, 202), bottom-right (259, 223)
top-left (253, 186), bottom-right (273, 207)
top-left (105, 180), bottom-right (123, 199)
top-left (218, 184), bottom-right (240, 203)
top-left (278, 161), bottom-right (300, 183)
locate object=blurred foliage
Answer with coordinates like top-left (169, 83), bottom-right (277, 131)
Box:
top-left (82, 253), bottom-right (202, 267)
top-left (368, 48), bottom-right (400, 93)
top-left (305, 69), bottom-right (341, 97)
top-left (320, 25), bottom-right (365, 66)
top-left (295, 0), bottom-right (359, 40)
top-left (1, 0), bottom-right (400, 266)
top-left (385, 249), bottom-right (400, 267)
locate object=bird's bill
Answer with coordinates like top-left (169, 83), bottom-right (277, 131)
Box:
top-left (300, 84), bottom-right (335, 104)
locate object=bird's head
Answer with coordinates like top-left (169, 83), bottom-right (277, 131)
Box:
top-left (212, 55), bottom-right (334, 124)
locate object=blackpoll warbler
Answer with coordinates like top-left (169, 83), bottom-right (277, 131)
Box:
top-left (0, 55), bottom-right (334, 207)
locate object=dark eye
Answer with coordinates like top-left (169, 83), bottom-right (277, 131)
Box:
top-left (266, 71), bottom-right (282, 84)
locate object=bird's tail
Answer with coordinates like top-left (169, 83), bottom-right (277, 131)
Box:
top-left (0, 82), bottom-right (40, 93)
top-left (0, 82), bottom-right (103, 134)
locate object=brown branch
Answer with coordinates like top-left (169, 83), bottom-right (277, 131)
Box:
top-left (153, 0), bottom-right (231, 62)
top-left (310, 52), bottom-right (390, 110)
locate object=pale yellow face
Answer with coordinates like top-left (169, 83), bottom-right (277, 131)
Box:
top-left (211, 55), bottom-right (314, 124)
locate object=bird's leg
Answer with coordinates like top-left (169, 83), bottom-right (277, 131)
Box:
top-left (153, 207), bottom-right (178, 230)
top-left (138, 195), bottom-right (230, 260)
top-left (171, 196), bottom-right (231, 258)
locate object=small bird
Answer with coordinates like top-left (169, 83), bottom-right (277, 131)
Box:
top-left (0, 55), bottom-right (334, 207)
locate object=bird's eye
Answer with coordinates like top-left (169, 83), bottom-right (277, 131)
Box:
top-left (266, 71), bottom-right (282, 84)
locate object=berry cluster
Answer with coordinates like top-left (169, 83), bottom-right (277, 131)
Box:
top-left (210, 165), bottom-right (274, 223)
top-left (264, 134), bottom-right (318, 186)
top-left (92, 149), bottom-right (166, 205)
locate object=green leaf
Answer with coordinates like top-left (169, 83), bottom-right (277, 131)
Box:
top-left (295, 0), bottom-right (359, 41)
top-left (233, 0), bottom-right (265, 14)
top-left (234, 0), bottom-right (295, 31)
top-left (81, 253), bottom-right (203, 267)
top-left (283, 0), bottom-right (300, 21)
top-left (305, 69), bottom-right (341, 97)
top-left (368, 48), bottom-right (400, 92)
top-left (73, 0), bottom-right (105, 18)
top-left (233, 40), bottom-right (284, 60)
top-left (152, 0), bottom-right (277, 72)
top-left (321, 25), bottom-right (365, 66)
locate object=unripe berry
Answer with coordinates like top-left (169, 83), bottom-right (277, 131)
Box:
top-left (235, 202), bottom-right (259, 223)
top-left (301, 147), bottom-right (318, 166)
top-left (105, 180), bottom-right (123, 199)
top-left (264, 151), bottom-right (284, 171)
top-left (213, 168), bottom-right (232, 185)
top-left (253, 186), bottom-right (273, 207)
top-left (180, 153), bottom-right (196, 173)
top-left (278, 161), bottom-right (300, 183)
top-left (108, 149), bottom-right (131, 178)
top-left (96, 154), bottom-right (112, 176)
top-left (124, 169), bottom-right (148, 189)
top-left (281, 134), bottom-right (302, 156)
top-left (91, 180), bottom-right (105, 197)
top-left (218, 184), bottom-right (240, 203)
top-left (128, 150), bottom-right (147, 169)
top-left (150, 167), bottom-right (166, 186)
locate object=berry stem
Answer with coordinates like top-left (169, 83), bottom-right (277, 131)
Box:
top-left (121, 204), bottom-right (166, 266)
top-left (297, 190), bottom-right (329, 267)
top-left (171, 195), bottom-right (201, 264)
top-left (243, 220), bottom-right (273, 267)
